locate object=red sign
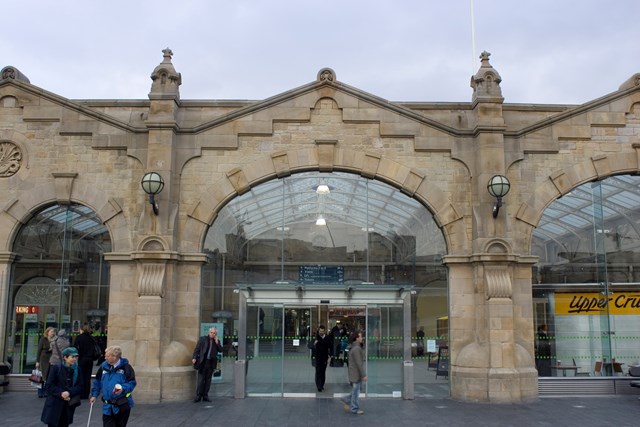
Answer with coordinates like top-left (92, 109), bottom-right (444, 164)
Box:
top-left (15, 306), bottom-right (38, 314)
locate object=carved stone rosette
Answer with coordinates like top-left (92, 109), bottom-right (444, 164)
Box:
top-left (0, 141), bottom-right (22, 177)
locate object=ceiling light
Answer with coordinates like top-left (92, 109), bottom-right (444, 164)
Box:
top-left (316, 184), bottom-right (330, 194)
top-left (315, 215), bottom-right (326, 226)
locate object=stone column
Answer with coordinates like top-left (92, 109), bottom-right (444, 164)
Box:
top-left (446, 52), bottom-right (538, 402)
top-left (0, 252), bottom-right (17, 363)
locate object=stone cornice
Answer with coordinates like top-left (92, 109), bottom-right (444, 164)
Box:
top-left (0, 252), bottom-right (19, 263)
top-left (443, 253), bottom-right (539, 264)
top-left (504, 84), bottom-right (640, 138)
top-left (4, 68), bottom-right (639, 142)
top-left (103, 251), bottom-right (207, 263)
top-left (0, 78), bottom-right (147, 133)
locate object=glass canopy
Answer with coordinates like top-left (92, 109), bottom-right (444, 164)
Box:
top-left (205, 171), bottom-right (445, 261)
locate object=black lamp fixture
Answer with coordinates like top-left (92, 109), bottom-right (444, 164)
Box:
top-left (487, 175), bottom-right (511, 218)
top-left (141, 172), bottom-right (165, 215)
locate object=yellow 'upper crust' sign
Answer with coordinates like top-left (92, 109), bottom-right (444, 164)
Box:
top-left (554, 292), bottom-right (640, 315)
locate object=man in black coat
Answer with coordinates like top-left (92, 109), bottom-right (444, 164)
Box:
top-left (314, 325), bottom-right (332, 392)
top-left (191, 327), bottom-right (223, 402)
top-left (73, 323), bottom-right (98, 399)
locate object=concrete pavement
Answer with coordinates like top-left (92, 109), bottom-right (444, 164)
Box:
top-left (2, 391), bottom-right (640, 426)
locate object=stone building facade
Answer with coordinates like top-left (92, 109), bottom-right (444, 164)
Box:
top-left (1, 49), bottom-right (639, 403)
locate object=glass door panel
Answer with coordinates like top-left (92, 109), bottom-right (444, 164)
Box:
top-left (367, 305), bottom-right (403, 397)
top-left (282, 306), bottom-right (316, 395)
top-left (246, 304), bottom-right (283, 396)
top-left (324, 305), bottom-right (364, 396)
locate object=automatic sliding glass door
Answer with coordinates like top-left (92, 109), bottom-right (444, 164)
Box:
top-left (282, 305), bottom-right (316, 396)
top-left (246, 304), bottom-right (283, 396)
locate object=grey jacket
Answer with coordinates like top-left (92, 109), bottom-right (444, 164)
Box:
top-left (49, 331), bottom-right (70, 366)
top-left (347, 343), bottom-right (366, 383)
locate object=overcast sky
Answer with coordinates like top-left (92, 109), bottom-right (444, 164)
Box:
top-left (3, 1), bottom-right (639, 104)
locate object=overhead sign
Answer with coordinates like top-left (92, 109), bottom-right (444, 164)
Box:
top-left (16, 306), bottom-right (38, 314)
top-left (299, 265), bottom-right (344, 284)
top-left (554, 292), bottom-right (640, 315)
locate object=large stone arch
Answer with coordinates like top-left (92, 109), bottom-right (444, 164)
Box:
top-left (0, 177), bottom-right (129, 253)
top-left (183, 145), bottom-right (465, 255)
top-left (514, 150), bottom-right (640, 253)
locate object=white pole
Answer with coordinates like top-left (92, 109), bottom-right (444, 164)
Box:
top-left (87, 401), bottom-right (93, 427)
top-left (470, 0), bottom-right (477, 73)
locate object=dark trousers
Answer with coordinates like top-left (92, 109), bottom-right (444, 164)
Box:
top-left (78, 356), bottom-right (94, 399)
top-left (103, 407), bottom-right (131, 427)
top-left (315, 360), bottom-right (328, 390)
top-left (196, 359), bottom-right (216, 397)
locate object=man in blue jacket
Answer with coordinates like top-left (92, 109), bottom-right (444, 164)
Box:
top-left (90, 345), bottom-right (137, 426)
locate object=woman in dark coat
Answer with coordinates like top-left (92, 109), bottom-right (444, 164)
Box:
top-left (73, 323), bottom-right (97, 399)
top-left (36, 327), bottom-right (56, 398)
top-left (41, 347), bottom-right (83, 427)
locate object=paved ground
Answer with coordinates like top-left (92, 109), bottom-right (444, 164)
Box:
top-left (2, 391), bottom-right (640, 427)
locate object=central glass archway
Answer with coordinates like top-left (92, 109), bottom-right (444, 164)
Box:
top-left (201, 171), bottom-right (448, 397)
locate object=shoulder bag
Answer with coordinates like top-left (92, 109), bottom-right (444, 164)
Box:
top-left (92, 337), bottom-right (103, 361)
top-left (113, 395), bottom-right (130, 410)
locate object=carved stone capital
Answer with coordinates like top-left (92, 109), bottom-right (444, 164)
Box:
top-left (484, 266), bottom-right (512, 300)
top-left (138, 262), bottom-right (166, 297)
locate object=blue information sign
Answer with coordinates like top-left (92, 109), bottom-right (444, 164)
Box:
top-left (298, 265), bottom-right (344, 284)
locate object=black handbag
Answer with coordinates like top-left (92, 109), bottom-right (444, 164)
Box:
top-left (68, 394), bottom-right (81, 408)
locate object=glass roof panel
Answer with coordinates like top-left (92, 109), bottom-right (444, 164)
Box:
top-left (205, 171), bottom-right (442, 255)
top-left (533, 175), bottom-right (640, 247)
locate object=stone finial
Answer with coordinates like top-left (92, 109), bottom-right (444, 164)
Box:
top-left (619, 73), bottom-right (640, 91)
top-left (317, 68), bottom-right (336, 83)
top-left (149, 47), bottom-right (182, 100)
top-left (1, 66), bottom-right (30, 83)
top-left (470, 51), bottom-right (503, 102)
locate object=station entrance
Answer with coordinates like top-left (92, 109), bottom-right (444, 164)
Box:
top-left (234, 284), bottom-right (413, 398)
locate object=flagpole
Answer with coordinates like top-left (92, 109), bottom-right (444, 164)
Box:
top-left (470, 0), bottom-right (477, 73)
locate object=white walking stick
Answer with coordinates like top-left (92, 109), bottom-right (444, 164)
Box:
top-left (87, 401), bottom-right (94, 427)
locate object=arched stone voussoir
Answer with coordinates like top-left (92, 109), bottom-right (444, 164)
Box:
top-left (517, 152), bottom-right (640, 229)
top-left (0, 180), bottom-right (129, 252)
top-left (184, 147), bottom-right (458, 254)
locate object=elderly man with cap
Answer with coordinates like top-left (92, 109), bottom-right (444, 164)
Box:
top-left (90, 345), bottom-right (137, 427)
top-left (41, 346), bottom-right (84, 427)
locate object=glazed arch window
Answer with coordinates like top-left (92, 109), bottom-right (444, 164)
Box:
top-left (5, 203), bottom-right (111, 374)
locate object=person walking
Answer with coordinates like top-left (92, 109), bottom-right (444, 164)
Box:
top-left (50, 329), bottom-right (71, 367)
top-left (36, 327), bottom-right (55, 398)
top-left (313, 325), bottom-right (332, 392)
top-left (73, 323), bottom-right (98, 399)
top-left (342, 331), bottom-right (367, 415)
top-left (90, 346), bottom-right (137, 427)
top-left (191, 327), bottom-right (223, 402)
top-left (40, 347), bottom-right (83, 427)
